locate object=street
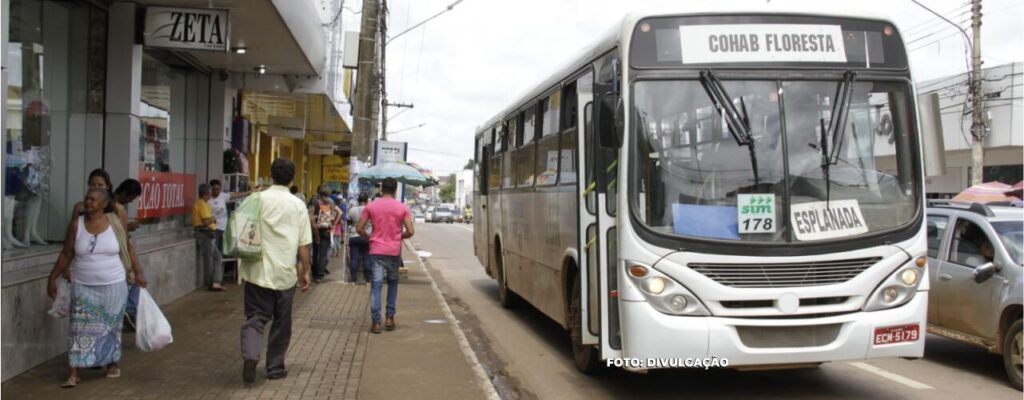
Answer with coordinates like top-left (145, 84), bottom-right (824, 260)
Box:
top-left (412, 222), bottom-right (1021, 400)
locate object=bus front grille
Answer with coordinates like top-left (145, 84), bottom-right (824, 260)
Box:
top-left (735, 324), bottom-right (842, 348)
top-left (688, 257), bottom-right (881, 288)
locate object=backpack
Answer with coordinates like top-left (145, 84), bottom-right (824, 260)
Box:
top-left (224, 193), bottom-right (262, 260)
top-left (315, 200), bottom-right (335, 229)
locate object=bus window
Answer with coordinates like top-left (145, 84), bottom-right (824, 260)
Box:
top-left (474, 136), bottom-right (483, 193)
top-left (516, 108), bottom-right (537, 187)
top-left (503, 120), bottom-right (516, 188)
top-left (537, 92), bottom-right (561, 186)
top-left (542, 90), bottom-right (561, 138)
top-left (560, 124), bottom-right (577, 185)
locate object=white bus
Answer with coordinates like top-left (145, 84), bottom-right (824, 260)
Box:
top-left (472, 6), bottom-right (929, 373)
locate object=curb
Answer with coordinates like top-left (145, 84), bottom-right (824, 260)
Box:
top-left (404, 239), bottom-right (502, 400)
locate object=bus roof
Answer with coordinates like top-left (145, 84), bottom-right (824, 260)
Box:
top-left (474, 4), bottom-right (902, 136)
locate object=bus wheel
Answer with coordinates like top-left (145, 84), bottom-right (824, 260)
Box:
top-left (569, 277), bottom-right (600, 374)
top-left (495, 245), bottom-right (519, 309)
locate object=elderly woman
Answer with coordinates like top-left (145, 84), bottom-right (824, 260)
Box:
top-left (47, 188), bottom-right (146, 388)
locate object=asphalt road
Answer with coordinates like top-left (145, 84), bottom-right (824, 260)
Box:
top-left (410, 222), bottom-right (1020, 400)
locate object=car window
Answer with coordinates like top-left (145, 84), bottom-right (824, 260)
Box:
top-left (950, 219), bottom-right (996, 268)
top-left (926, 215), bottom-right (948, 259)
top-left (993, 221), bottom-right (1023, 265)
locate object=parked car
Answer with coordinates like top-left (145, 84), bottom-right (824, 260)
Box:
top-left (926, 201), bottom-right (1023, 390)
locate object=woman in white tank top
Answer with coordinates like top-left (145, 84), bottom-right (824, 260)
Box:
top-left (47, 188), bottom-right (144, 388)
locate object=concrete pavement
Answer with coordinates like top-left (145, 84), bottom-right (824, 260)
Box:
top-left (2, 241), bottom-right (493, 400)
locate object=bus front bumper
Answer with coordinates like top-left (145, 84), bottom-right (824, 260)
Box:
top-left (618, 292), bottom-right (926, 368)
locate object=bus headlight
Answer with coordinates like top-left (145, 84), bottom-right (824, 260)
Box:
top-left (642, 277), bottom-right (669, 295)
top-left (625, 261), bottom-right (710, 316)
top-left (864, 256), bottom-right (926, 312)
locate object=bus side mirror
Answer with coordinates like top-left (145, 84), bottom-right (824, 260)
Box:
top-left (597, 94), bottom-right (623, 148)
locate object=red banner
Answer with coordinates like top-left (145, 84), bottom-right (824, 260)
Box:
top-left (138, 171), bottom-right (196, 219)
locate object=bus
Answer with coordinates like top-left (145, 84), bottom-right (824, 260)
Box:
top-left (472, 5), bottom-right (929, 373)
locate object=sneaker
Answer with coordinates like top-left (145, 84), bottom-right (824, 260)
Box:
top-left (371, 323), bottom-right (382, 334)
top-left (242, 359), bottom-right (257, 383)
top-left (266, 371), bottom-right (288, 380)
top-left (385, 316), bottom-right (395, 331)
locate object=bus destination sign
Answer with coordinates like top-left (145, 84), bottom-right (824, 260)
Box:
top-left (678, 24), bottom-right (847, 64)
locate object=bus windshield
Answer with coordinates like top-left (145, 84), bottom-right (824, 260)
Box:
top-left (632, 78), bottom-right (918, 243)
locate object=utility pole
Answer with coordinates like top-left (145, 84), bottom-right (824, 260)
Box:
top-left (352, 0), bottom-right (381, 163)
top-left (379, 0), bottom-right (390, 141)
top-left (969, 0), bottom-right (985, 185)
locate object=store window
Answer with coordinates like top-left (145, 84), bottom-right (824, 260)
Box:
top-left (4, 0), bottom-right (105, 258)
top-left (134, 51), bottom-right (210, 233)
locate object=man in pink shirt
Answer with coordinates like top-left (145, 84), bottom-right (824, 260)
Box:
top-left (356, 178), bottom-right (414, 334)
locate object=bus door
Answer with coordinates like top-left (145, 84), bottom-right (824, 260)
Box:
top-left (592, 53), bottom-right (622, 359)
top-left (474, 136), bottom-right (490, 266)
top-left (575, 70), bottom-right (601, 348)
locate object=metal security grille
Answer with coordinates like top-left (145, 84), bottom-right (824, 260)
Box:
top-left (689, 257), bottom-right (881, 288)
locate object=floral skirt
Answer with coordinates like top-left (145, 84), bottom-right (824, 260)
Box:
top-left (69, 281), bottom-right (127, 368)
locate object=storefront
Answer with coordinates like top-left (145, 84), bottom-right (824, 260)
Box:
top-left (2, 0), bottom-right (352, 381)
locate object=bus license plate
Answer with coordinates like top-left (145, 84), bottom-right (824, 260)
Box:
top-left (873, 324), bottom-right (920, 345)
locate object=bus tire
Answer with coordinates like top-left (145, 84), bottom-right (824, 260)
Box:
top-left (1003, 319), bottom-right (1022, 390)
top-left (569, 276), bottom-right (600, 374)
top-left (495, 242), bottom-right (520, 309)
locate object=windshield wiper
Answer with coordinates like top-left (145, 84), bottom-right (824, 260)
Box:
top-left (819, 70), bottom-right (857, 204)
top-left (699, 70), bottom-right (759, 187)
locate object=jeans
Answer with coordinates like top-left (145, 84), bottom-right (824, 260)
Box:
top-left (349, 236), bottom-right (370, 283)
top-left (196, 229), bottom-right (223, 286)
top-left (126, 277), bottom-right (143, 319)
top-left (312, 231), bottom-right (332, 279)
top-left (368, 255), bottom-right (401, 324)
top-left (215, 229), bottom-right (224, 252)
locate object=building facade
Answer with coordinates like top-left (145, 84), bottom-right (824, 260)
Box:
top-left (1, 0), bottom-right (352, 381)
top-left (919, 62), bottom-right (1023, 194)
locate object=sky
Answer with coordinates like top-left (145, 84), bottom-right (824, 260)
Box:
top-left (335, 0), bottom-right (1024, 178)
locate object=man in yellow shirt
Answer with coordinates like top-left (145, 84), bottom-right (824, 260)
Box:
top-left (193, 184), bottom-right (224, 291)
top-left (239, 158), bottom-right (312, 383)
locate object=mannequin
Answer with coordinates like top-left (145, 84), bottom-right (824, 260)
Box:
top-left (3, 161), bottom-right (28, 248)
top-left (19, 151), bottom-right (51, 245)
top-left (3, 196), bottom-right (27, 248)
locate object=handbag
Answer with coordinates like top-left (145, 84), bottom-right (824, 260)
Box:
top-left (47, 279), bottom-right (70, 318)
top-left (106, 213), bottom-right (135, 284)
top-left (224, 193), bottom-right (263, 260)
top-left (136, 289), bottom-right (173, 352)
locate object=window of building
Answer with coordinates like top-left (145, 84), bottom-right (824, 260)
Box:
top-left (4, 0), bottom-right (104, 258)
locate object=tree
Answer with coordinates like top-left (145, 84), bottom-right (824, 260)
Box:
top-left (440, 173), bottom-right (456, 203)
top-left (463, 158), bottom-right (474, 170)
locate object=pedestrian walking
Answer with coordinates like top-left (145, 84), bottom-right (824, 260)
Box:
top-left (47, 188), bottom-right (145, 388)
top-left (193, 184), bottom-right (224, 291)
top-left (309, 186), bottom-right (342, 282)
top-left (356, 178), bottom-right (414, 334)
top-left (112, 179), bottom-right (146, 329)
top-left (347, 194), bottom-right (370, 284)
top-left (238, 158), bottom-right (312, 383)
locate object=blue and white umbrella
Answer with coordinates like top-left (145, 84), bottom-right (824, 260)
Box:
top-left (356, 161), bottom-right (437, 187)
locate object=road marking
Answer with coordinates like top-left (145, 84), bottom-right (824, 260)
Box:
top-left (847, 362), bottom-right (934, 390)
top-left (452, 224), bottom-right (474, 233)
top-left (404, 240), bottom-right (501, 400)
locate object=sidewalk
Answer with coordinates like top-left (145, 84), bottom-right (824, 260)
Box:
top-left (1, 242), bottom-right (490, 400)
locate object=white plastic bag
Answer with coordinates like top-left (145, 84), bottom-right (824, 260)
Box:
top-left (135, 289), bottom-right (173, 352)
top-left (47, 280), bottom-right (70, 318)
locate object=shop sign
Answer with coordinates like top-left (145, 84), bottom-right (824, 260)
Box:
top-left (144, 7), bottom-right (230, 52)
top-left (138, 171), bottom-right (197, 219)
top-left (373, 140), bottom-right (407, 164)
top-left (324, 166), bottom-right (348, 182)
